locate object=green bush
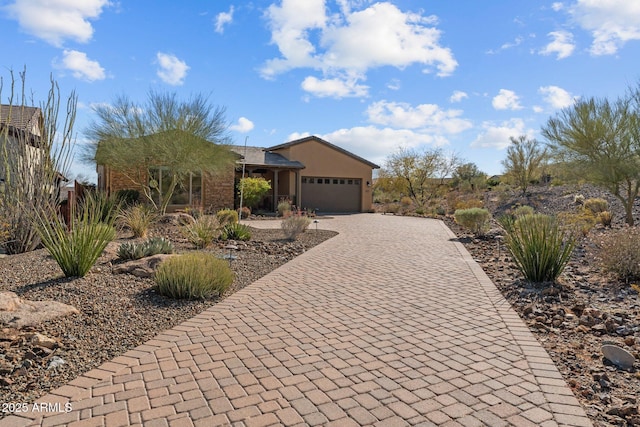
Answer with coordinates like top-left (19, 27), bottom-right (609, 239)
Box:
top-left (584, 198), bottom-right (608, 214)
top-left (597, 211), bottom-right (613, 227)
top-left (181, 215), bottom-right (220, 248)
top-left (281, 215), bottom-right (311, 240)
top-left (454, 208), bottom-right (491, 236)
top-left (277, 200), bottom-right (292, 217)
top-left (599, 227), bottom-right (640, 282)
top-left (238, 177), bottom-right (271, 209)
top-left (216, 208), bottom-right (238, 226)
top-left (500, 214), bottom-right (576, 283)
top-left (118, 204), bottom-right (158, 238)
top-left (221, 223), bottom-right (251, 241)
top-left (155, 253), bottom-right (234, 299)
top-left (117, 237), bottom-right (174, 261)
top-left (34, 192), bottom-right (116, 277)
top-left (512, 205), bottom-right (534, 218)
top-left (82, 191), bottom-right (122, 224)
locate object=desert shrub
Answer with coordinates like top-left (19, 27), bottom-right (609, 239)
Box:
top-left (513, 205), bottom-right (535, 218)
top-left (558, 210), bottom-right (597, 237)
top-left (500, 214), bottom-right (575, 283)
top-left (573, 194), bottom-right (585, 206)
top-left (281, 215), bottom-right (311, 240)
top-left (400, 196), bottom-right (413, 207)
top-left (34, 192), bottom-right (117, 277)
top-left (454, 199), bottom-right (484, 211)
top-left (181, 215), bottom-right (220, 249)
top-left (277, 200), bottom-right (292, 217)
top-left (155, 253), bottom-right (233, 299)
top-left (584, 198), bottom-right (609, 215)
top-left (216, 208), bottom-right (238, 226)
top-left (115, 189), bottom-right (140, 206)
top-left (221, 223), bottom-right (251, 241)
top-left (415, 207), bottom-right (425, 216)
top-left (240, 206), bottom-right (251, 219)
top-left (184, 206), bottom-right (204, 219)
top-left (385, 203), bottom-right (400, 214)
top-left (454, 208), bottom-right (491, 236)
top-left (597, 211), bottom-right (613, 227)
top-left (117, 237), bottom-right (174, 261)
top-left (599, 228), bottom-right (640, 282)
top-left (82, 191), bottom-right (122, 225)
top-left (118, 204), bottom-right (158, 238)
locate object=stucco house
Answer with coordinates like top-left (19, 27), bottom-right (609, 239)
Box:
top-left (0, 105), bottom-right (50, 191)
top-left (98, 135), bottom-right (379, 213)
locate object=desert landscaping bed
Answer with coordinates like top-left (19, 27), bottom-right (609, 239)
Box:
top-left (445, 183), bottom-right (640, 427)
top-left (0, 218), bottom-right (336, 410)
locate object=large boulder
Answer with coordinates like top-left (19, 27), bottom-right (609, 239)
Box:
top-left (0, 292), bottom-right (79, 328)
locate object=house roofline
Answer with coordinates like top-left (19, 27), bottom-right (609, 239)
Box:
top-left (267, 136), bottom-right (380, 169)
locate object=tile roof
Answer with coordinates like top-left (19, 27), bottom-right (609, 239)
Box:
top-left (0, 105), bottom-right (41, 132)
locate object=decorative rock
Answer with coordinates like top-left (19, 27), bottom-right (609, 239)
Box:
top-left (112, 254), bottom-right (175, 278)
top-left (0, 292), bottom-right (79, 328)
top-left (29, 333), bottom-right (58, 349)
top-left (47, 356), bottom-right (66, 370)
top-left (602, 344), bottom-right (636, 370)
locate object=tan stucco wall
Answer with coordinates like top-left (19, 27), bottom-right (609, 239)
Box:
top-left (271, 140), bottom-right (375, 212)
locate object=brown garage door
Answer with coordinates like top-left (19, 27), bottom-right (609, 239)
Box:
top-left (301, 177), bottom-right (361, 213)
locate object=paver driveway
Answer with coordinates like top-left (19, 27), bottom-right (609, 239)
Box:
top-left (2, 214), bottom-right (591, 427)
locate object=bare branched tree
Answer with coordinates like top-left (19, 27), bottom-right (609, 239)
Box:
top-left (0, 68), bottom-right (76, 254)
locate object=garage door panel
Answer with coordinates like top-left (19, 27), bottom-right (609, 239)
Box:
top-left (301, 177), bottom-right (360, 212)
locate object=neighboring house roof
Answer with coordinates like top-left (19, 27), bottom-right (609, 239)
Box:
top-left (0, 104), bottom-right (42, 146)
top-left (230, 146), bottom-right (305, 169)
top-left (268, 135), bottom-right (380, 169)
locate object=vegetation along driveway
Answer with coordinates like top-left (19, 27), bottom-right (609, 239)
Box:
top-left (4, 214), bottom-right (591, 427)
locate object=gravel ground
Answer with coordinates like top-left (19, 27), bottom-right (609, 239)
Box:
top-left (0, 217), bottom-right (336, 409)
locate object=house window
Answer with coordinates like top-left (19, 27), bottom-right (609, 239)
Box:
top-left (308, 178), bottom-right (314, 183)
top-left (324, 179), bottom-right (330, 184)
top-left (340, 179), bottom-right (345, 184)
top-left (302, 177), bottom-right (307, 184)
top-left (317, 178), bottom-right (323, 184)
top-left (348, 179), bottom-right (353, 185)
top-left (150, 167), bottom-right (202, 206)
top-left (333, 179), bottom-right (338, 184)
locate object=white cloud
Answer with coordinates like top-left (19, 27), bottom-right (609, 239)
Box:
top-left (552, 2), bottom-right (564, 12)
top-left (569, 0), bottom-right (640, 55)
top-left (310, 126), bottom-right (448, 167)
top-left (450, 90), bottom-right (468, 103)
top-left (487, 36), bottom-right (524, 54)
top-left (539, 85), bottom-right (578, 109)
top-left (492, 89), bottom-right (523, 110)
top-left (262, 1), bottom-right (457, 99)
top-left (539, 30), bottom-right (575, 59)
top-left (387, 79), bottom-right (401, 91)
top-left (366, 100), bottom-right (472, 134)
top-left (5, 0), bottom-right (109, 47)
top-left (471, 119), bottom-right (534, 149)
top-left (214, 6), bottom-right (234, 34)
top-left (301, 76), bottom-right (369, 98)
top-left (57, 49), bottom-right (106, 81)
top-left (156, 52), bottom-right (189, 86)
top-left (230, 117), bottom-right (254, 133)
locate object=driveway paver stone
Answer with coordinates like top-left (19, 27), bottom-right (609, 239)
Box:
top-left (1, 214), bottom-right (591, 427)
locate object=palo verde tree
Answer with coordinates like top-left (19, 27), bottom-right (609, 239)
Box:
top-left (542, 85), bottom-right (640, 225)
top-left (501, 135), bottom-right (548, 195)
top-left (0, 68), bottom-right (76, 254)
top-left (84, 91), bottom-right (235, 214)
top-left (383, 147), bottom-right (460, 207)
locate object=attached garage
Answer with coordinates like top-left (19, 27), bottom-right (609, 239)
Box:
top-left (301, 177), bottom-right (362, 213)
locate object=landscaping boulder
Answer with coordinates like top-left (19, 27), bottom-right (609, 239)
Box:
top-left (112, 254), bottom-right (175, 278)
top-left (0, 291), bottom-right (79, 328)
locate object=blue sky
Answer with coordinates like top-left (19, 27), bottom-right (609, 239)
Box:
top-left (1, 0), bottom-right (639, 180)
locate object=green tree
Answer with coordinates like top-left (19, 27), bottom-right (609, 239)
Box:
top-left (452, 162), bottom-right (487, 191)
top-left (542, 88), bottom-right (640, 225)
top-left (0, 68), bottom-right (76, 254)
top-left (501, 135), bottom-right (548, 195)
top-left (238, 177), bottom-right (271, 209)
top-left (84, 91), bottom-right (235, 214)
top-left (383, 147), bottom-right (460, 207)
